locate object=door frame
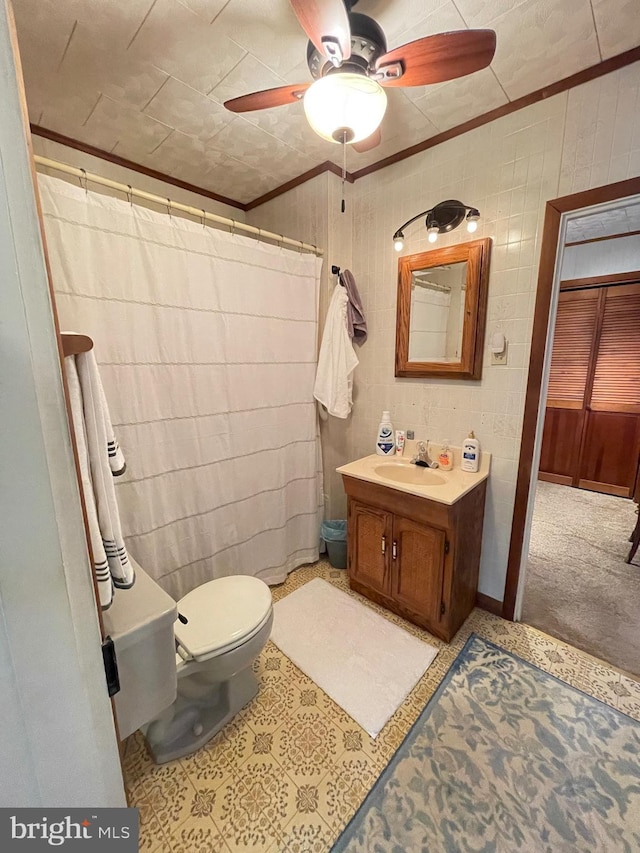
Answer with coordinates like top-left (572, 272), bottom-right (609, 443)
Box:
top-left (503, 176), bottom-right (640, 621)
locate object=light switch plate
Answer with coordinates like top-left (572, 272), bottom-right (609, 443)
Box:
top-left (491, 342), bottom-right (508, 365)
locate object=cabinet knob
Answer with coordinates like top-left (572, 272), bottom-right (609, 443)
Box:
top-left (392, 540), bottom-right (397, 560)
top-left (381, 535), bottom-right (386, 554)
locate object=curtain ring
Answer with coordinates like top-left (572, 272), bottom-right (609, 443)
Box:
top-left (126, 185), bottom-right (133, 207)
top-left (278, 232), bottom-right (285, 250)
top-left (258, 227), bottom-right (263, 243)
top-left (230, 219), bottom-right (236, 237)
top-left (298, 239), bottom-right (305, 254)
top-left (201, 208), bottom-right (206, 228)
top-left (79, 168), bottom-right (88, 195)
top-left (166, 198), bottom-right (172, 219)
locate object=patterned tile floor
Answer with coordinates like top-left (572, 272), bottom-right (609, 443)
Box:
top-left (122, 560), bottom-right (640, 852)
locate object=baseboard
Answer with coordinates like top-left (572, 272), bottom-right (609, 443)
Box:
top-left (538, 472), bottom-right (572, 486)
top-left (475, 592), bottom-right (503, 617)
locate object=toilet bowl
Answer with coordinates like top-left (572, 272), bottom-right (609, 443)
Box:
top-left (143, 574), bottom-right (273, 764)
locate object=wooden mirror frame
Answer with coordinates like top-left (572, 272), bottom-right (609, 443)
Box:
top-left (395, 237), bottom-right (492, 380)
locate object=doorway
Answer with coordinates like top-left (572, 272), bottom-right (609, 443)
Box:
top-left (504, 177), bottom-right (640, 675)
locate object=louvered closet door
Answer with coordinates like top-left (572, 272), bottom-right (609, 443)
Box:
top-left (578, 284), bottom-right (640, 497)
top-left (539, 289), bottom-right (599, 485)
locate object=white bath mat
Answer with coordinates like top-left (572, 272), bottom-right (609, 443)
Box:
top-left (271, 578), bottom-right (438, 737)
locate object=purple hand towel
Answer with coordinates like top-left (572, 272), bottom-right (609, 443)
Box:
top-left (340, 269), bottom-right (367, 345)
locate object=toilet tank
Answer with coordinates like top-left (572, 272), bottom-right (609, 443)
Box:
top-left (102, 557), bottom-right (177, 740)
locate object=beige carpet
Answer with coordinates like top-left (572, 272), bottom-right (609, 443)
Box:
top-left (522, 481), bottom-right (640, 676)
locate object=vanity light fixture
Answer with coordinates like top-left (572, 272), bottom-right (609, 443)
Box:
top-left (393, 200), bottom-right (481, 252)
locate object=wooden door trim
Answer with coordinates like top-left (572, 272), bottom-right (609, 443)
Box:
top-left (7, 1), bottom-right (123, 748)
top-left (503, 176), bottom-right (640, 620)
top-left (561, 270), bottom-right (640, 290)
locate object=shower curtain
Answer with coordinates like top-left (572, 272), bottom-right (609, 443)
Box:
top-left (39, 174), bottom-right (323, 600)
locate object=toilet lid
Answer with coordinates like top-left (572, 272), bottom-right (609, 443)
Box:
top-left (174, 575), bottom-right (272, 661)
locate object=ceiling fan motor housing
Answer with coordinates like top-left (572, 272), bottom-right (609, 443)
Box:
top-left (307, 13), bottom-right (387, 79)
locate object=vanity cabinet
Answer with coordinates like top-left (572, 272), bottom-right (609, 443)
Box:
top-left (343, 475), bottom-right (487, 642)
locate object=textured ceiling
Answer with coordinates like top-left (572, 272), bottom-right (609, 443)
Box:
top-left (12, 0), bottom-right (640, 206)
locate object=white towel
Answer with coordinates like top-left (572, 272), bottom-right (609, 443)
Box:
top-left (65, 351), bottom-right (134, 609)
top-left (313, 285), bottom-right (359, 418)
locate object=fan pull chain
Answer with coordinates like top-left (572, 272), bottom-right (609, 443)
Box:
top-left (341, 131), bottom-right (347, 213)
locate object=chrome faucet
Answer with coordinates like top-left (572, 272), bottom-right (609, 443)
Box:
top-left (413, 440), bottom-right (439, 468)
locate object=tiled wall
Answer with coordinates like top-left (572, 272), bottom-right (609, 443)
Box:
top-left (253, 60), bottom-right (640, 602)
top-left (558, 62), bottom-right (640, 196)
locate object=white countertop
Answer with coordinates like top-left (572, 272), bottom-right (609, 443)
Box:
top-left (336, 446), bottom-right (490, 506)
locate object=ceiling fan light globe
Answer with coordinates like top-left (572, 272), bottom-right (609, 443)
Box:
top-left (303, 73), bottom-right (387, 144)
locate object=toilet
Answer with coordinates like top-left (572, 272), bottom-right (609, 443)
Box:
top-left (103, 558), bottom-right (273, 765)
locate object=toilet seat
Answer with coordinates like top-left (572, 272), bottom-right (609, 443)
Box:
top-left (174, 575), bottom-right (272, 662)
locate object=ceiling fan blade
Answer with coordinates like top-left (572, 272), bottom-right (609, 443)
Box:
top-left (289, 0), bottom-right (351, 64)
top-left (224, 84), bottom-right (310, 113)
top-left (376, 30), bottom-right (496, 88)
top-left (353, 127), bottom-right (382, 153)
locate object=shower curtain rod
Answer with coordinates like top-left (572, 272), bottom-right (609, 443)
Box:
top-left (33, 155), bottom-right (323, 256)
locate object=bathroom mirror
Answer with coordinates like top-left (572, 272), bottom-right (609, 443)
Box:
top-left (395, 237), bottom-right (491, 379)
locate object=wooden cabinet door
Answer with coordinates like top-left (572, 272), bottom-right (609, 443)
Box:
top-left (391, 516), bottom-right (446, 627)
top-left (347, 500), bottom-right (391, 595)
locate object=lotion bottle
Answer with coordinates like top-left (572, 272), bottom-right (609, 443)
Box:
top-left (461, 430), bottom-right (480, 472)
top-left (375, 411), bottom-right (395, 456)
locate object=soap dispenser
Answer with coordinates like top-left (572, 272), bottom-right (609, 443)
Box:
top-left (375, 411), bottom-right (395, 456)
top-left (461, 431), bottom-right (480, 472)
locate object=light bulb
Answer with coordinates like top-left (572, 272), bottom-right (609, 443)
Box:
top-left (466, 209), bottom-right (480, 233)
top-left (427, 226), bottom-right (439, 243)
top-left (393, 237), bottom-right (404, 252)
top-left (303, 73), bottom-right (387, 144)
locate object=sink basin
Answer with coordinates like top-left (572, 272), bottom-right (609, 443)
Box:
top-left (374, 463), bottom-right (446, 486)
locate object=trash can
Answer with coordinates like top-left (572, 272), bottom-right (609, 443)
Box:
top-left (321, 520), bottom-right (348, 569)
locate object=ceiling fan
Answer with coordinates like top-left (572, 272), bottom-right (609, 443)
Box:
top-left (223, 0), bottom-right (496, 153)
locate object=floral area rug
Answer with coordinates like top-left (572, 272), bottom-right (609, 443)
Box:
top-left (331, 633), bottom-right (640, 852)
